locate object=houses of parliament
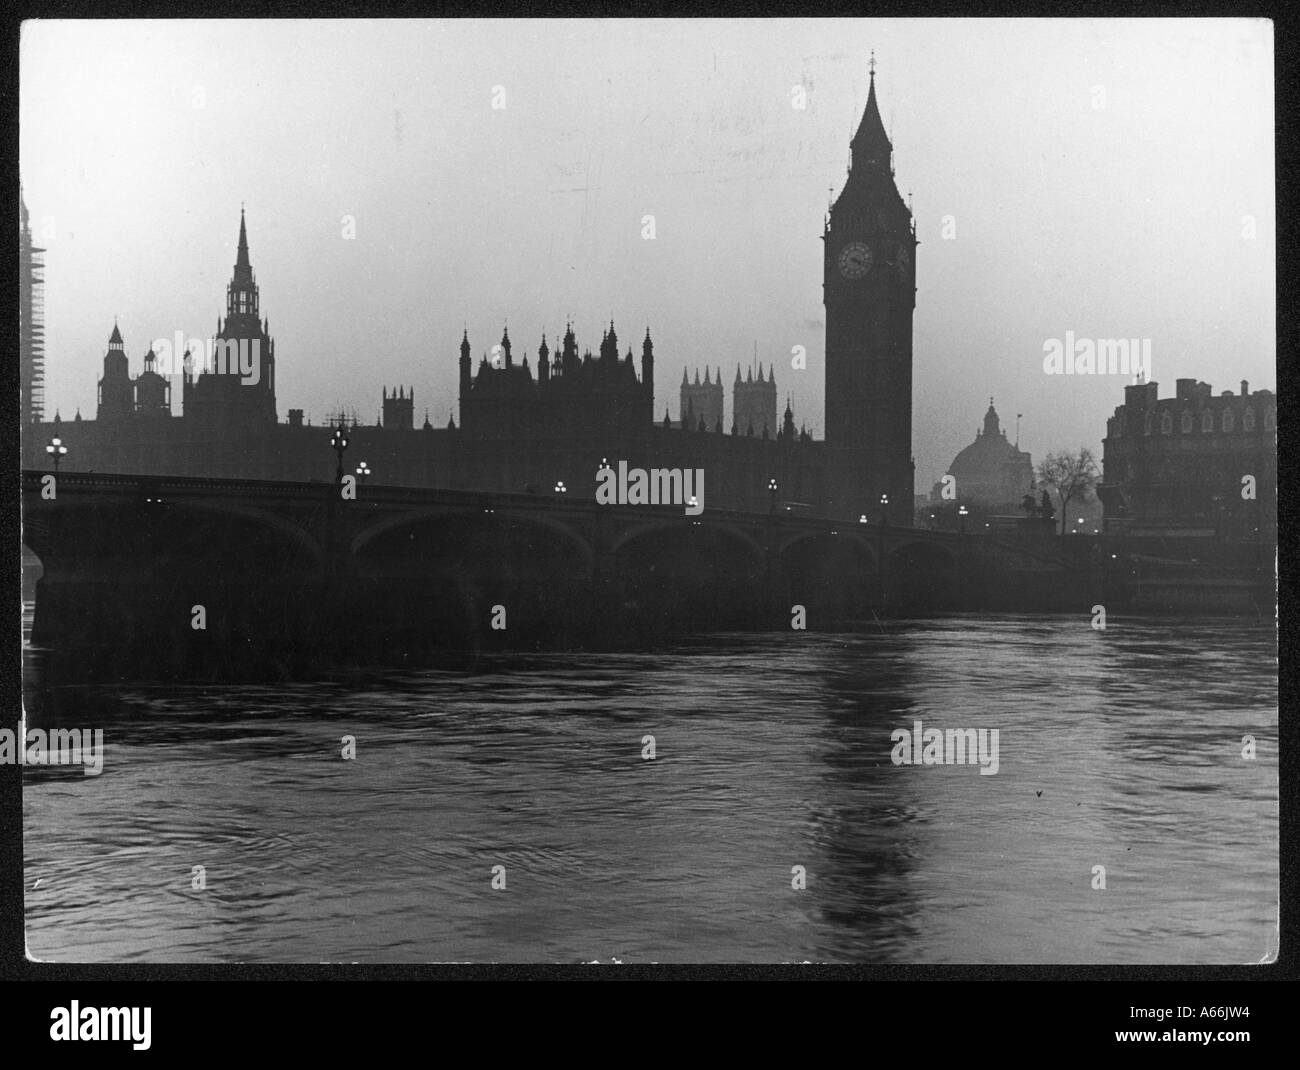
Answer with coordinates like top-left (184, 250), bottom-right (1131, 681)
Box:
top-left (21, 67), bottom-right (917, 521)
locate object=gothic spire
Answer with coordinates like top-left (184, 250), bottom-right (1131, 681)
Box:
top-left (850, 55), bottom-right (893, 172)
top-left (236, 206), bottom-right (250, 270)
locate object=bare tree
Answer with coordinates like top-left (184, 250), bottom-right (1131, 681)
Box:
top-left (1037, 448), bottom-right (1099, 535)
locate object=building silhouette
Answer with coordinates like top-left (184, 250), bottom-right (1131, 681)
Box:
top-left (22, 65), bottom-right (916, 520)
top-left (680, 366), bottom-right (724, 433)
top-left (932, 399), bottom-right (1034, 511)
top-left (822, 59), bottom-right (916, 517)
top-left (732, 363), bottom-right (778, 438)
top-left (1100, 378), bottom-right (1276, 541)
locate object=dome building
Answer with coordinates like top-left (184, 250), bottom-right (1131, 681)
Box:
top-left (933, 399), bottom-right (1033, 511)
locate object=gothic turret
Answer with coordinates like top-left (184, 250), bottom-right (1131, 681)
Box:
top-left (184, 208), bottom-right (277, 426)
top-left (641, 328), bottom-right (655, 423)
top-left (459, 329), bottom-right (472, 396)
top-left (97, 321), bottom-right (134, 420)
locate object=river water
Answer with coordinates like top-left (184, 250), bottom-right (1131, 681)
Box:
top-left (21, 611), bottom-right (1277, 963)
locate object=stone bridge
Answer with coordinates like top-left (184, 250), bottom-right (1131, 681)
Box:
top-left (21, 471), bottom-right (1069, 679)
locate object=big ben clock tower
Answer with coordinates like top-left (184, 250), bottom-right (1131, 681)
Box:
top-left (823, 58), bottom-right (915, 522)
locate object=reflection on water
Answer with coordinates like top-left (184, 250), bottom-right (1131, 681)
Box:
top-left (21, 611), bottom-right (1277, 963)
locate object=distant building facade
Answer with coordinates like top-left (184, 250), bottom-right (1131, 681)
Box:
top-left (675, 362), bottom-right (782, 439)
top-left (932, 399), bottom-right (1033, 511)
top-left (680, 366), bottom-right (724, 433)
top-left (1099, 378), bottom-right (1276, 540)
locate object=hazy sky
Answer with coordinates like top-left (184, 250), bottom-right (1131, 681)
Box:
top-left (20, 18), bottom-right (1274, 489)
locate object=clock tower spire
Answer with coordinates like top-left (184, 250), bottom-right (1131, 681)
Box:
top-left (823, 59), bottom-right (915, 521)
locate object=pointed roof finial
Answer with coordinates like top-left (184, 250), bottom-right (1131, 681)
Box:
top-left (236, 207), bottom-right (250, 271)
top-left (869, 50), bottom-right (876, 81)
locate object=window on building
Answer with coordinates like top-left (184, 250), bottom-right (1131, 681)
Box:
top-left (1265, 407), bottom-right (1275, 430)
top-left (1181, 411), bottom-right (1193, 433)
top-left (1202, 409), bottom-right (1214, 432)
top-left (1144, 412), bottom-right (1153, 435)
top-left (1222, 409), bottom-right (1234, 433)
top-left (1160, 411), bottom-right (1173, 434)
top-left (1243, 408), bottom-right (1256, 432)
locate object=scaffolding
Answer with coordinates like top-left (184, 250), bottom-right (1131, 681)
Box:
top-left (20, 193), bottom-right (46, 424)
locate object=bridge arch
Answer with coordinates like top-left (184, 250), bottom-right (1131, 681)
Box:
top-left (777, 529), bottom-right (878, 571)
top-left (611, 519), bottom-right (767, 630)
top-left (778, 532), bottom-right (878, 622)
top-left (349, 507), bottom-right (598, 653)
top-left (352, 506), bottom-right (594, 573)
top-left (609, 517), bottom-right (765, 562)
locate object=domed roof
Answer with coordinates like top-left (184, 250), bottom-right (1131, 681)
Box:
top-left (949, 400), bottom-right (1021, 471)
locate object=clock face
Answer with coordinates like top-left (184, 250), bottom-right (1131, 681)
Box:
top-left (838, 242), bottom-right (872, 279)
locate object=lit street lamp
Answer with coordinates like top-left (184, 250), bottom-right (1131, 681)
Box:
top-left (879, 492), bottom-right (890, 527)
top-left (554, 480), bottom-right (567, 494)
top-left (958, 504), bottom-right (969, 535)
top-left (355, 461), bottom-right (371, 484)
top-left (330, 422), bottom-right (350, 484)
top-left (768, 477), bottom-right (778, 514)
top-left (45, 436), bottom-right (67, 475)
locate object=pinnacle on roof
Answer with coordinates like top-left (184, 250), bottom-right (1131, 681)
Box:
top-left (236, 207), bottom-right (250, 270)
top-left (983, 397), bottom-right (1001, 437)
top-left (851, 53), bottom-right (893, 169)
top-left (109, 321), bottom-right (123, 345)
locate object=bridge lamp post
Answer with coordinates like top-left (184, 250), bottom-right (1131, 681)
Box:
top-left (875, 497), bottom-right (888, 608)
top-left (45, 437), bottom-right (67, 475)
top-left (554, 481), bottom-right (567, 495)
top-left (356, 461), bottom-right (371, 485)
top-left (330, 423), bottom-right (350, 485)
top-left (768, 478), bottom-right (778, 515)
top-left (958, 504), bottom-right (969, 535)
top-left (859, 514), bottom-right (868, 525)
